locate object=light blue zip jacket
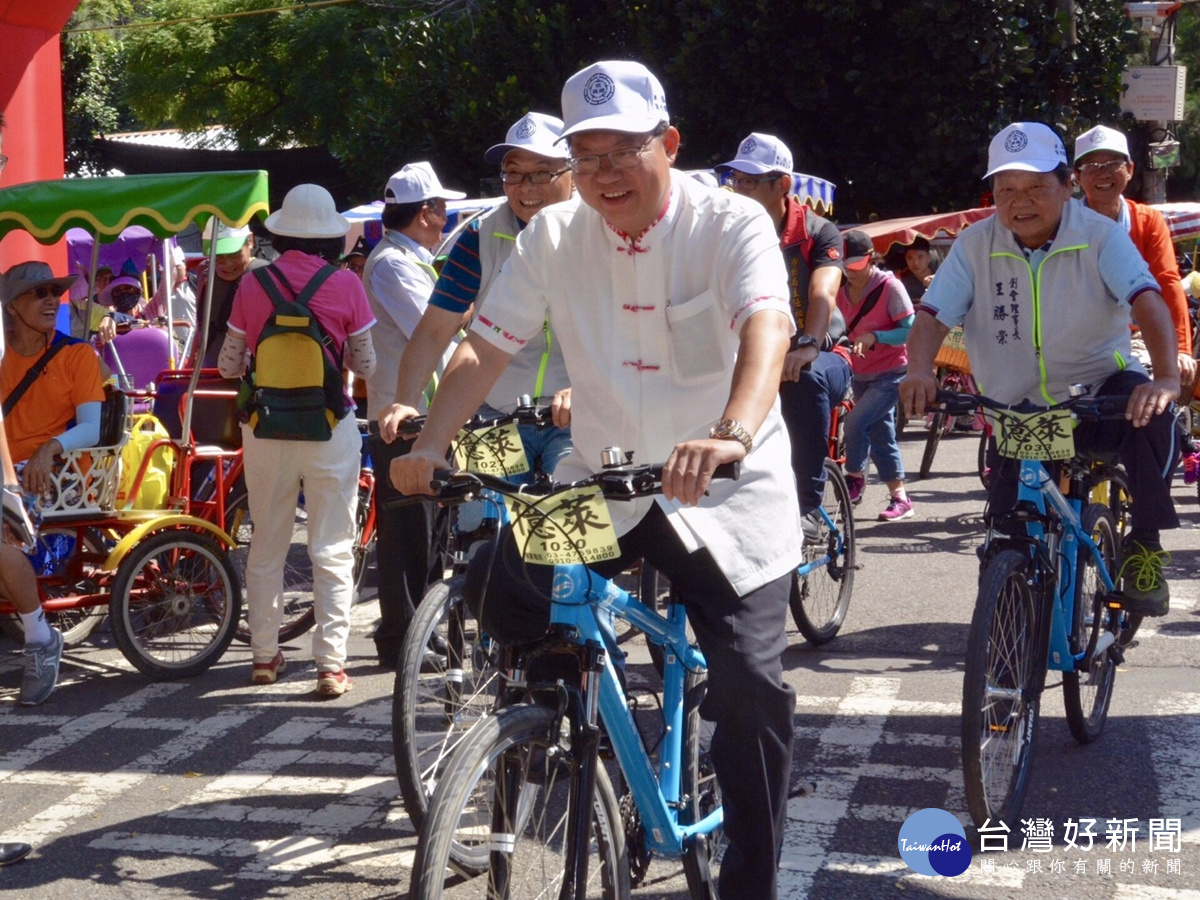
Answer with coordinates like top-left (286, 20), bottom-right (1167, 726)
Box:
top-left (924, 198), bottom-right (1157, 405)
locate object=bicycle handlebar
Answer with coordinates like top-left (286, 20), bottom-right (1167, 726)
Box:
top-left (929, 388), bottom-right (1129, 421)
top-left (427, 457), bottom-right (741, 503)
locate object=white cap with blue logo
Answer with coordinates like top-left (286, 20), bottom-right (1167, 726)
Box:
top-left (1074, 125), bottom-right (1131, 163)
top-left (984, 122), bottom-right (1069, 179)
top-left (484, 112), bottom-right (567, 165)
top-left (718, 133), bottom-right (794, 176)
top-left (559, 61), bottom-right (669, 141)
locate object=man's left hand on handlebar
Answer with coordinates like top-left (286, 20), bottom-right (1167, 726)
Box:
top-left (1127, 375), bottom-right (1180, 427)
top-left (899, 371), bottom-right (939, 420)
top-left (389, 448), bottom-right (443, 497)
top-left (662, 438), bottom-right (745, 506)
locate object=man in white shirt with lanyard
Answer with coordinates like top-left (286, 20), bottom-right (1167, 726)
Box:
top-left (362, 162), bottom-right (465, 667)
top-left (391, 61), bottom-right (802, 900)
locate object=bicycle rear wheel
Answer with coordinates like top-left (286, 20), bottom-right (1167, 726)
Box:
top-left (1063, 504), bottom-right (1119, 744)
top-left (8, 527), bottom-right (109, 646)
top-left (225, 491), bottom-right (316, 645)
top-left (410, 703), bottom-right (629, 899)
top-left (1086, 466), bottom-right (1141, 646)
top-left (791, 459), bottom-right (856, 645)
top-left (961, 547), bottom-right (1041, 828)
top-left (392, 575), bottom-right (501, 832)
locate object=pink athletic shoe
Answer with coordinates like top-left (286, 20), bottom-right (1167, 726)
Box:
top-left (878, 497), bottom-right (914, 522)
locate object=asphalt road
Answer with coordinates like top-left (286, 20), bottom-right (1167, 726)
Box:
top-left (2, 425), bottom-right (1199, 899)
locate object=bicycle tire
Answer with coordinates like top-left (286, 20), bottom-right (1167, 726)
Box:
top-left (410, 703), bottom-right (630, 899)
top-left (351, 482), bottom-right (374, 594)
top-left (791, 459), bottom-right (856, 646)
top-left (977, 428), bottom-right (991, 490)
top-left (1063, 504), bottom-right (1119, 744)
top-left (225, 491), bottom-right (317, 645)
top-left (681, 669), bottom-right (723, 900)
top-left (1086, 466), bottom-right (1142, 647)
top-left (109, 529), bottom-right (242, 679)
top-left (4, 527), bottom-right (108, 646)
top-left (919, 409), bottom-right (947, 480)
top-left (961, 547), bottom-right (1040, 828)
top-left (393, 575), bottom-right (501, 832)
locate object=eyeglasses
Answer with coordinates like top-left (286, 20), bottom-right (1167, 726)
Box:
top-left (726, 174), bottom-right (781, 191)
top-left (0, 155), bottom-right (8, 172)
top-left (499, 168), bottom-right (569, 185)
top-left (21, 285), bottom-right (61, 301)
top-left (1076, 159), bottom-right (1128, 176)
top-left (567, 136), bottom-right (656, 176)
top-left (424, 200), bottom-right (448, 217)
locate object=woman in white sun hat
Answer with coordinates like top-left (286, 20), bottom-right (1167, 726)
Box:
top-left (217, 184), bottom-right (377, 696)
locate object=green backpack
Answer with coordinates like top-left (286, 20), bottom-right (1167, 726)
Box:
top-left (241, 264), bottom-right (349, 441)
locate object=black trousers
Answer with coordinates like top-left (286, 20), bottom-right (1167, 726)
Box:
top-left (373, 499), bottom-right (447, 666)
top-left (985, 370), bottom-right (1180, 534)
top-left (467, 504), bottom-right (795, 900)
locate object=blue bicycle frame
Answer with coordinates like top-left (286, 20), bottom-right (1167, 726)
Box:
top-left (541, 561), bottom-right (723, 856)
top-left (1011, 459), bottom-right (1119, 673)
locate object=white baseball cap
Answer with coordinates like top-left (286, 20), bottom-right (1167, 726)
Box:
top-left (384, 162), bottom-right (466, 205)
top-left (202, 220), bottom-right (253, 255)
top-left (559, 60), bottom-right (669, 141)
top-left (484, 112), bottom-right (568, 165)
top-left (984, 122), bottom-right (1069, 179)
top-left (717, 133), bottom-right (794, 175)
top-left (264, 183), bottom-right (350, 239)
top-left (1074, 125), bottom-right (1131, 163)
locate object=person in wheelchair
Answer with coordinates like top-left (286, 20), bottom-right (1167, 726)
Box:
top-left (0, 261), bottom-right (105, 705)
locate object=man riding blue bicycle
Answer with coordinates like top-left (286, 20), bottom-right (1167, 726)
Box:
top-left (392, 60), bottom-right (802, 900)
top-left (901, 122), bottom-right (1181, 617)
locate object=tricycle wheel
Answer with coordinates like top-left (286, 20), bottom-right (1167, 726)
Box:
top-left (110, 529), bottom-right (241, 679)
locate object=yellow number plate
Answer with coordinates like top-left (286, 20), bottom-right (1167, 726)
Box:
top-left (453, 422), bottom-right (530, 476)
top-left (506, 486), bottom-right (621, 565)
top-left (995, 408), bottom-right (1075, 461)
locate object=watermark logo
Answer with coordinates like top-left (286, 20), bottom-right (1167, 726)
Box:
top-left (898, 807), bottom-right (972, 877)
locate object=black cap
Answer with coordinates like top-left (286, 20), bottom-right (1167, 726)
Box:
top-left (843, 230), bottom-right (874, 271)
top-left (342, 235), bottom-right (371, 260)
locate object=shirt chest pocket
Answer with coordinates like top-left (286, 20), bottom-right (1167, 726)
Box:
top-left (665, 290), bottom-right (727, 385)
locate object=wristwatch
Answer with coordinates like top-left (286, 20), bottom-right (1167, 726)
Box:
top-left (709, 418), bottom-right (754, 453)
top-left (795, 334), bottom-right (819, 351)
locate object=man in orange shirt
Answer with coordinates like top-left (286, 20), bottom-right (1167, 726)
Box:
top-left (1074, 126), bottom-right (1195, 385)
top-left (1074, 125), bottom-right (1198, 480)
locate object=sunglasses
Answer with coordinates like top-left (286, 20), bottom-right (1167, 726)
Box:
top-left (21, 285), bottom-right (62, 301)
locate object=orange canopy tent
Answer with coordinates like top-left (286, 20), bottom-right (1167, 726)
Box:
top-left (850, 207), bottom-right (997, 254)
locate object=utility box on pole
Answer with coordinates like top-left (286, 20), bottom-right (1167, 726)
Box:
top-left (1120, 65), bottom-right (1188, 121)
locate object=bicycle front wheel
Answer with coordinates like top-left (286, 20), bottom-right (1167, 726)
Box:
top-left (410, 703), bottom-right (630, 900)
top-left (961, 547), bottom-right (1041, 828)
top-left (393, 575), bottom-right (501, 832)
top-left (1063, 504), bottom-right (1119, 744)
top-left (919, 409), bottom-right (948, 480)
top-left (791, 459), bottom-right (856, 645)
top-left (109, 529), bottom-right (242, 679)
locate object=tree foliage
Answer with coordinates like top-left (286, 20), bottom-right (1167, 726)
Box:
top-left (70, 0), bottom-right (1141, 217)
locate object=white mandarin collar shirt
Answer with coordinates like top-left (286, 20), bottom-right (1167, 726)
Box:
top-left (472, 171), bottom-right (802, 595)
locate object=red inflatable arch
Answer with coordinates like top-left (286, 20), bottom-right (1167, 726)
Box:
top-left (0, 1), bottom-right (82, 272)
